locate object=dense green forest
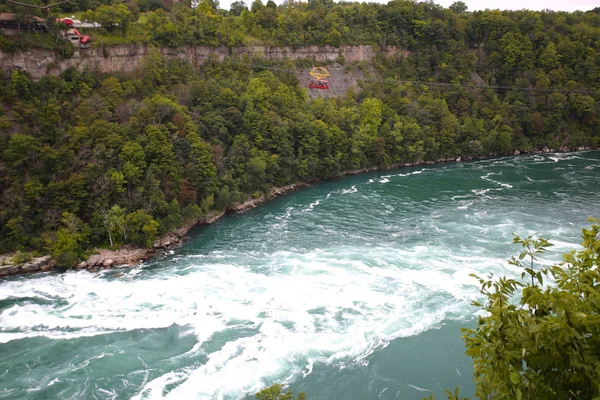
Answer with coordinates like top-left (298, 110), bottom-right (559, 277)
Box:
top-left (1, 0), bottom-right (599, 264)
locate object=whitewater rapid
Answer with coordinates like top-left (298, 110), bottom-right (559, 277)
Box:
top-left (1, 152), bottom-right (599, 400)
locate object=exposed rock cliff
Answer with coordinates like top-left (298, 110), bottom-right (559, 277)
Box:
top-left (0, 44), bottom-right (407, 96)
top-left (0, 45), bottom-right (404, 78)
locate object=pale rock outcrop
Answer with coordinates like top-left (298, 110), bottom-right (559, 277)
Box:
top-left (0, 45), bottom-right (406, 97)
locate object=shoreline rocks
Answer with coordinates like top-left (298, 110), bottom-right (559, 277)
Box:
top-left (0, 256), bottom-right (53, 277)
top-left (228, 183), bottom-right (313, 213)
top-left (83, 210), bottom-right (228, 272)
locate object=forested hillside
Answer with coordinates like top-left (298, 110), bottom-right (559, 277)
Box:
top-left (1, 0), bottom-right (599, 265)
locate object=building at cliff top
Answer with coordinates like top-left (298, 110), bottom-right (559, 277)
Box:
top-left (56, 18), bottom-right (93, 48)
top-left (0, 14), bottom-right (96, 48)
top-left (0, 13), bottom-right (47, 35)
top-left (57, 17), bottom-right (100, 29)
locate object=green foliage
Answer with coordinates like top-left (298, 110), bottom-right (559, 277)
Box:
top-left (126, 209), bottom-right (159, 248)
top-left (98, 205), bottom-right (126, 248)
top-left (84, 4), bottom-right (133, 35)
top-left (0, 34), bottom-right (74, 57)
top-left (449, 2), bottom-right (467, 13)
top-left (256, 384), bottom-right (306, 400)
top-left (423, 386), bottom-right (470, 400)
top-left (1, 3), bottom-right (600, 263)
top-left (10, 250), bottom-right (33, 265)
top-left (3, 133), bottom-right (38, 169)
top-left (461, 219), bottom-right (600, 399)
top-left (47, 212), bottom-right (90, 269)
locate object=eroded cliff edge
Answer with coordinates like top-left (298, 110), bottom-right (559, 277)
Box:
top-left (0, 44), bottom-right (405, 80)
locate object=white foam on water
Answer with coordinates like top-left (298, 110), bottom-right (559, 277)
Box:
top-left (304, 200), bottom-right (321, 212)
top-left (97, 388), bottom-right (117, 400)
top-left (530, 155), bottom-right (546, 162)
top-left (471, 188), bottom-right (499, 199)
top-left (0, 243), bottom-right (496, 399)
top-left (450, 194), bottom-right (471, 201)
top-left (302, 358), bottom-right (314, 377)
top-left (132, 370), bottom-right (189, 400)
top-left (275, 207), bottom-right (294, 220)
top-left (457, 200), bottom-right (474, 210)
top-left (0, 269), bottom-right (229, 343)
top-left (342, 185), bottom-right (358, 194)
top-left (396, 169), bottom-right (425, 178)
top-left (481, 172), bottom-right (513, 189)
top-left (525, 153), bottom-right (592, 165)
top-left (408, 384), bottom-right (430, 392)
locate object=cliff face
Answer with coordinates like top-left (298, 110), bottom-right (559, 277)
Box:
top-left (0, 45), bottom-right (407, 96)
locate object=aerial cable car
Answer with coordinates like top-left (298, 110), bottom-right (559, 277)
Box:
top-left (308, 67), bottom-right (331, 90)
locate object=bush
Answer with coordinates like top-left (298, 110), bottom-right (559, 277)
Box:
top-left (0, 35), bottom-right (16, 52)
top-left (436, 219), bottom-right (600, 400)
top-left (10, 250), bottom-right (32, 265)
top-left (256, 384), bottom-right (306, 400)
top-left (46, 212), bottom-right (90, 269)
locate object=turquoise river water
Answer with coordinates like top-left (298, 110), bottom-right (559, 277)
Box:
top-left (1, 152), bottom-right (600, 400)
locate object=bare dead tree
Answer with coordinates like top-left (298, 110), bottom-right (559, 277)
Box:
top-left (7, 0), bottom-right (75, 9)
top-left (6, 0), bottom-right (75, 10)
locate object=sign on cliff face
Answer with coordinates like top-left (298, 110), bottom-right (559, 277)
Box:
top-left (302, 64), bottom-right (370, 98)
top-left (308, 67), bottom-right (331, 90)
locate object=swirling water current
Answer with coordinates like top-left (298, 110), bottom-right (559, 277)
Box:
top-left (1, 152), bottom-right (600, 400)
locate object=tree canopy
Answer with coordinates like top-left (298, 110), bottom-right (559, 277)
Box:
top-left (0, 1), bottom-right (599, 266)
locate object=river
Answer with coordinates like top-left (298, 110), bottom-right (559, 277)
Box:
top-left (1, 152), bottom-right (599, 400)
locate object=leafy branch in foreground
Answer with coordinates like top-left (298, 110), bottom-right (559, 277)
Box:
top-left (454, 218), bottom-right (600, 400)
top-left (256, 384), bottom-right (306, 400)
top-left (509, 234), bottom-right (553, 287)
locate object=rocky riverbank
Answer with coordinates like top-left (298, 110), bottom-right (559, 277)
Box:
top-left (0, 210), bottom-right (227, 278)
top-left (0, 255), bottom-right (54, 277)
top-left (0, 146), bottom-right (595, 278)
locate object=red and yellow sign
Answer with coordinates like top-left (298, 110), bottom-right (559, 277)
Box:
top-left (309, 67), bottom-right (331, 80)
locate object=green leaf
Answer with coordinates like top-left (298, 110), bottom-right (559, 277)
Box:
top-left (510, 371), bottom-right (520, 385)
